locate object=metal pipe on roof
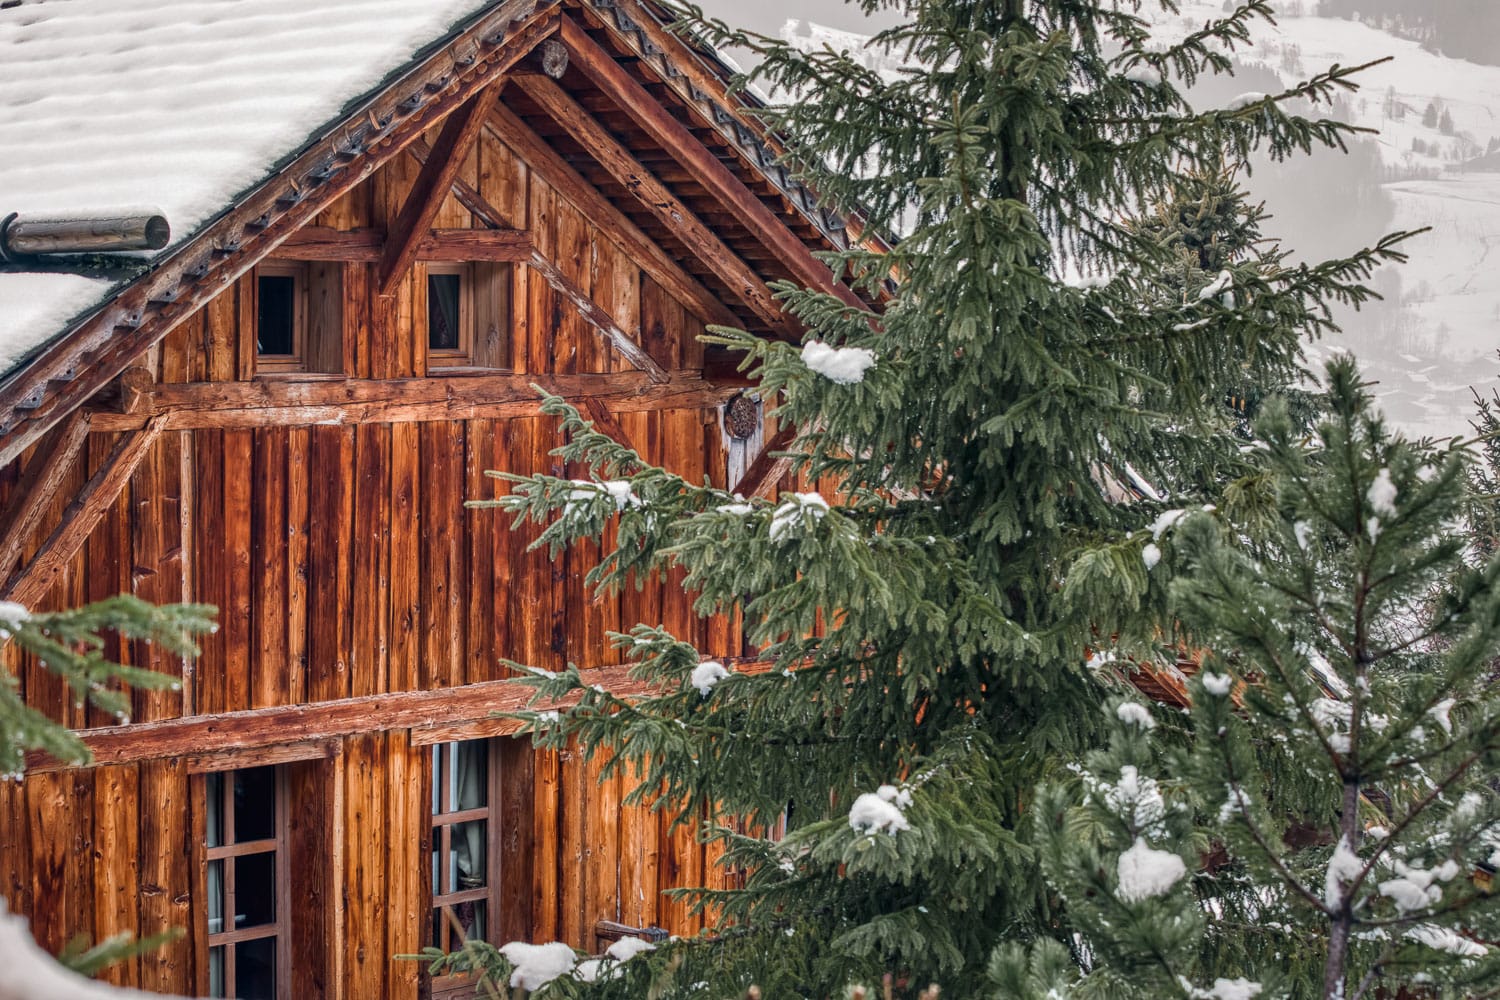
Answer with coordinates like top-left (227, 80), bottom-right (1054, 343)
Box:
top-left (0, 213), bottom-right (170, 260)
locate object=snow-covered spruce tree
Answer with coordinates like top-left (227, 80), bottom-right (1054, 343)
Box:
top-left (1005, 357), bottom-right (1500, 999)
top-left (460, 2), bottom-right (1419, 995)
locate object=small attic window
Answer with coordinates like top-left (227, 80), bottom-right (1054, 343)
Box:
top-left (253, 260), bottom-right (342, 376)
top-left (255, 263), bottom-right (304, 372)
top-left (424, 262), bottom-right (510, 371)
top-left (427, 264), bottom-right (470, 363)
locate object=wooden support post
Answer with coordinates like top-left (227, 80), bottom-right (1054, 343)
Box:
top-left (3, 415), bottom-right (166, 607)
top-left (377, 81), bottom-right (505, 295)
top-left (0, 411), bottom-right (92, 579)
top-left (558, 16), bottom-right (867, 313)
top-left (483, 109), bottom-right (740, 331)
top-left (511, 73), bottom-right (792, 336)
top-left (733, 422), bottom-right (796, 500)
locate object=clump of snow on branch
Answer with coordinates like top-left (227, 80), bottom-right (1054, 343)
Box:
top-left (498, 941), bottom-right (577, 991)
top-left (1116, 837), bottom-right (1186, 902)
top-left (690, 660), bottom-right (730, 697)
top-left (801, 341), bottom-right (876, 384)
top-left (1406, 923), bottom-right (1487, 957)
top-left (1379, 859), bottom-right (1460, 913)
top-left (1202, 672), bottom-right (1232, 697)
top-left (1085, 765), bottom-right (1167, 836)
top-left (574, 936), bottom-right (656, 984)
top-left (1116, 702), bottom-right (1156, 730)
top-left (849, 784), bottom-right (912, 835)
top-left (1325, 836), bottom-right (1364, 908)
top-left (1197, 270), bottom-right (1233, 303)
top-left (1229, 92), bottom-right (1267, 109)
top-left (1123, 63), bottom-right (1162, 86)
top-left (1142, 542), bottom-right (1162, 570)
top-left (565, 480), bottom-right (640, 515)
top-left (769, 492), bottom-right (830, 542)
top-left (0, 602), bottom-right (27, 640)
top-left (1367, 468), bottom-right (1398, 518)
top-left (1429, 698), bottom-right (1456, 735)
top-left (1182, 977), bottom-right (1263, 1000)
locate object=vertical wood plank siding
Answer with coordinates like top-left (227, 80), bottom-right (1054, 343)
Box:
top-left (0, 105), bottom-right (749, 996)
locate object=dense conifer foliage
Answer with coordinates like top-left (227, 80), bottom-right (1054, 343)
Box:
top-left (1013, 359), bottom-right (1500, 999)
top-left (457, 1), bottom-right (1425, 994)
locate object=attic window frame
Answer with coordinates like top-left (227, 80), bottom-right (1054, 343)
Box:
top-left (425, 262), bottom-right (474, 368)
top-left (254, 261), bottom-right (307, 374)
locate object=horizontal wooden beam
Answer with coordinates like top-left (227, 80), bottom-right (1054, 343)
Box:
top-left (513, 72), bottom-right (793, 336)
top-left (26, 656), bottom-right (774, 772)
top-left (559, 16), bottom-right (867, 313)
top-left (275, 226), bottom-right (532, 262)
top-left (483, 109), bottom-right (742, 332)
top-left (3, 415), bottom-right (165, 607)
top-left (84, 372), bottom-right (736, 433)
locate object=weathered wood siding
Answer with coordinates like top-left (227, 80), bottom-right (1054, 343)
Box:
top-left (0, 118), bottom-right (747, 996)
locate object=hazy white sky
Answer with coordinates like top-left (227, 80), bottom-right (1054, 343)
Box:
top-left (695, 0), bottom-right (895, 40)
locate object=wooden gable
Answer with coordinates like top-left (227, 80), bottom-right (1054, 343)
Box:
top-left (0, 3), bottom-right (854, 996)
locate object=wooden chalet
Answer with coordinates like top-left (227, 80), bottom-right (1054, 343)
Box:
top-left (0, 1), bottom-right (872, 996)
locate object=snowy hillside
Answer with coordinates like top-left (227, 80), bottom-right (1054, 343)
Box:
top-left (783, 5), bottom-right (1500, 438)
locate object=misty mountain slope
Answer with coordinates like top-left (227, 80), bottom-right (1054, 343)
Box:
top-left (782, 6), bottom-right (1500, 437)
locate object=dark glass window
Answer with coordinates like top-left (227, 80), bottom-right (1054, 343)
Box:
top-left (428, 272), bottom-right (463, 352)
top-left (206, 765), bottom-right (285, 999)
top-left (256, 275), bottom-right (297, 356)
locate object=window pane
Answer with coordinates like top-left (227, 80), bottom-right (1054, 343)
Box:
top-left (257, 275), bottom-right (297, 355)
top-left (428, 273), bottom-right (462, 351)
top-left (432, 837), bottom-right (441, 897)
top-left (432, 901), bottom-right (486, 951)
top-left (452, 740), bottom-right (487, 810)
top-left (235, 852), bottom-right (277, 929)
top-left (208, 945), bottom-right (225, 998)
top-left (234, 766), bottom-right (276, 843)
top-left (451, 819), bottom-right (486, 890)
top-left (236, 936), bottom-right (277, 1000)
top-left (207, 859), bottom-right (224, 935)
top-left (455, 899), bottom-right (486, 943)
top-left (206, 773), bottom-right (223, 848)
top-left (431, 745), bottom-right (443, 816)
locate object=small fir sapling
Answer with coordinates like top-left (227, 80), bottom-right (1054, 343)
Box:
top-left (1006, 358), bottom-right (1500, 999)
top-left (463, 0), bottom-right (1423, 993)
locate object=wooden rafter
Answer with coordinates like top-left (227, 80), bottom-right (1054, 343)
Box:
top-left (0, 411), bottom-right (92, 578)
top-left (512, 72), bottom-right (792, 336)
top-left (404, 136), bottom-right (672, 381)
top-left (377, 80), bottom-right (506, 295)
top-left (558, 16), bottom-right (867, 313)
top-left (484, 108), bottom-right (741, 331)
top-left (0, 0), bottom-right (560, 470)
top-left (734, 422), bottom-right (798, 500)
top-left (82, 372), bottom-right (730, 433)
top-left (3, 415), bottom-right (166, 607)
top-left (582, 395), bottom-right (640, 454)
top-left (276, 227), bottom-right (532, 262)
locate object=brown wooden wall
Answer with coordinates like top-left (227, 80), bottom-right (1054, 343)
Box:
top-left (0, 115), bottom-right (755, 996)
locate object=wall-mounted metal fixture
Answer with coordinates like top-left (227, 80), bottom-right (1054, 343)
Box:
top-left (0, 212), bottom-right (170, 262)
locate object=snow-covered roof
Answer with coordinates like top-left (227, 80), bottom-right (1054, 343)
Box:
top-left (0, 0), bottom-right (497, 378)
